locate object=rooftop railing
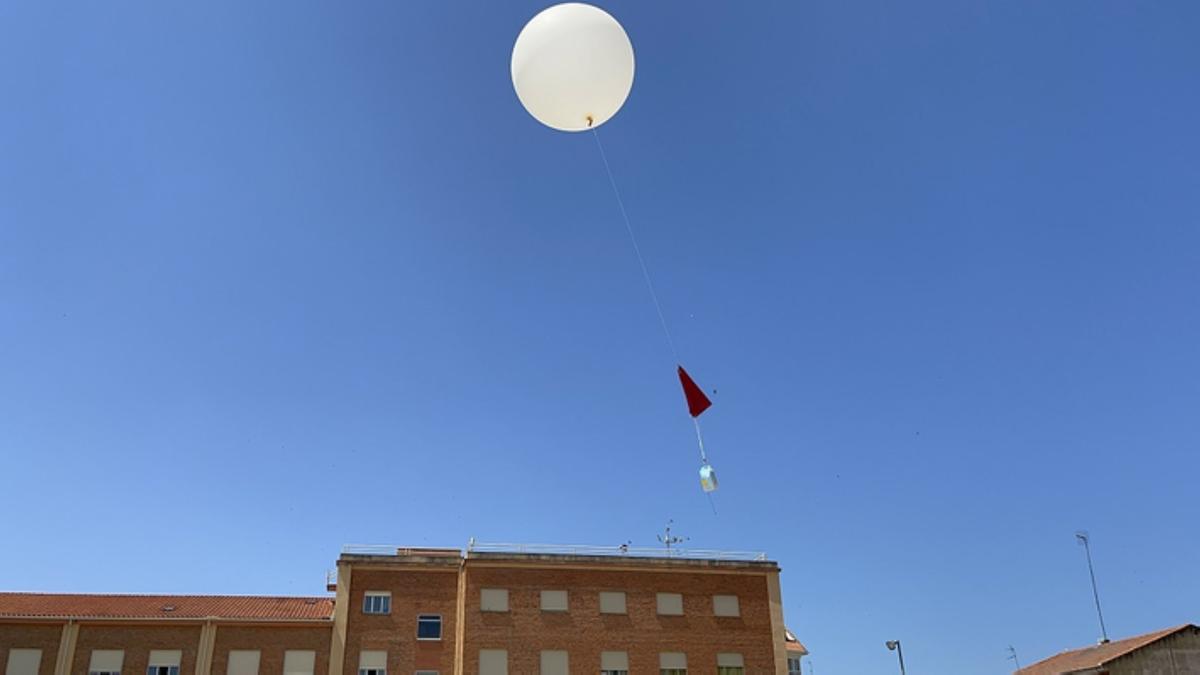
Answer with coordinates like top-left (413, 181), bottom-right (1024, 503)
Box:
top-left (342, 542), bottom-right (769, 561)
top-left (467, 541), bottom-right (768, 561)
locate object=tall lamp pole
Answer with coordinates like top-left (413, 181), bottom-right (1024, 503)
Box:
top-left (1075, 531), bottom-right (1110, 643)
top-left (886, 640), bottom-right (907, 675)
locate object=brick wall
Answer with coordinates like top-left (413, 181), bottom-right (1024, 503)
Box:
top-left (0, 622), bottom-right (63, 675)
top-left (71, 624), bottom-right (203, 675)
top-left (461, 564), bottom-right (778, 675)
top-left (341, 569), bottom-right (458, 675)
top-left (211, 625), bottom-right (331, 675)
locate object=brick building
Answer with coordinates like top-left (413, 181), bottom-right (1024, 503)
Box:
top-left (1, 545), bottom-right (804, 675)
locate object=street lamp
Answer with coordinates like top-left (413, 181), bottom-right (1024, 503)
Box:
top-left (886, 640), bottom-right (907, 675)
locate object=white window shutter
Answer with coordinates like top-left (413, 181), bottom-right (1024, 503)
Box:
top-left (480, 588), bottom-right (509, 612)
top-left (539, 651), bottom-right (568, 675)
top-left (226, 652), bottom-right (259, 675)
top-left (148, 652), bottom-right (181, 668)
top-left (599, 591), bottom-right (626, 614)
top-left (6, 650), bottom-right (42, 675)
top-left (656, 592), bottom-right (684, 615)
top-left (357, 652), bottom-right (386, 671)
top-left (718, 653), bottom-right (745, 667)
top-left (713, 594), bottom-right (740, 617)
top-left (89, 651), bottom-right (124, 673)
top-left (540, 590), bottom-right (568, 612)
top-left (283, 651), bottom-right (315, 675)
top-left (659, 652), bottom-right (687, 669)
top-left (600, 652), bottom-right (628, 670)
top-left (478, 650), bottom-right (507, 675)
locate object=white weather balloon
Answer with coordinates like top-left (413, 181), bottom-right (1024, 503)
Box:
top-left (511, 3), bottom-right (635, 132)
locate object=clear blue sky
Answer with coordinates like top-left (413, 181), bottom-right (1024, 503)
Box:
top-left (2, 2), bottom-right (1198, 673)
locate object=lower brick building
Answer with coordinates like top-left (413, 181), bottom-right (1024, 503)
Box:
top-left (1, 544), bottom-right (804, 675)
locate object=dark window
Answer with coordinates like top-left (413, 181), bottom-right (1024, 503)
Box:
top-left (417, 615), bottom-right (442, 640)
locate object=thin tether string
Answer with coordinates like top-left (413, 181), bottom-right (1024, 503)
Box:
top-left (591, 129), bottom-right (680, 363)
top-left (593, 127), bottom-right (717, 516)
top-left (692, 418), bottom-right (709, 465)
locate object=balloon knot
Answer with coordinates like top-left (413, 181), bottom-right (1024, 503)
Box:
top-left (586, 115), bottom-right (594, 127)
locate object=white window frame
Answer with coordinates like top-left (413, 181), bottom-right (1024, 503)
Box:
top-left (788, 657), bottom-right (803, 675)
top-left (598, 591), bottom-right (626, 614)
top-left (363, 591), bottom-right (391, 615)
top-left (656, 592), bottom-right (684, 616)
top-left (416, 614), bottom-right (442, 640)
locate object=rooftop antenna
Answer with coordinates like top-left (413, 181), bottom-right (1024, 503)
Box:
top-left (1007, 645), bottom-right (1021, 671)
top-left (657, 520), bottom-right (688, 552)
top-left (1075, 531), bottom-right (1110, 644)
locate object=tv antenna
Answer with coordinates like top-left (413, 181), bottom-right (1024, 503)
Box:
top-left (1007, 645), bottom-right (1021, 671)
top-left (657, 520), bottom-right (688, 551)
top-left (1075, 531), bottom-right (1109, 644)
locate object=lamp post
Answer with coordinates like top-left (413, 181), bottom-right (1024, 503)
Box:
top-left (1075, 531), bottom-right (1110, 644)
top-left (886, 640), bottom-right (907, 675)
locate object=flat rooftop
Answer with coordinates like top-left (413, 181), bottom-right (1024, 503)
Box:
top-left (339, 542), bottom-right (777, 570)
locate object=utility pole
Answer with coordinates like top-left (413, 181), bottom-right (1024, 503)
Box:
top-left (1075, 531), bottom-right (1110, 643)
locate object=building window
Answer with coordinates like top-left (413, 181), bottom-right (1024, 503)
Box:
top-left (788, 657), bottom-right (803, 675)
top-left (147, 651), bottom-right (182, 675)
top-left (479, 650), bottom-right (507, 675)
top-left (417, 614), bottom-right (442, 640)
top-left (480, 588), bottom-right (509, 612)
top-left (713, 595), bottom-right (740, 617)
top-left (540, 590), bottom-right (568, 612)
top-left (598, 591), bottom-right (626, 614)
top-left (89, 650), bottom-right (125, 675)
top-left (363, 591), bottom-right (391, 615)
top-left (283, 651), bottom-right (316, 675)
top-left (5, 649), bottom-right (42, 675)
top-left (600, 651), bottom-right (628, 675)
top-left (717, 653), bottom-right (744, 675)
top-left (358, 651), bottom-right (387, 675)
top-left (227, 651), bottom-right (259, 675)
top-left (539, 651), bottom-right (568, 675)
top-left (656, 592), bottom-right (684, 616)
top-left (659, 652), bottom-right (687, 675)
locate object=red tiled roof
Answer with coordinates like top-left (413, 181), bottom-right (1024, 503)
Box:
top-left (1016, 624), bottom-right (1196, 675)
top-left (785, 627), bottom-right (809, 655)
top-left (0, 593), bottom-right (334, 621)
